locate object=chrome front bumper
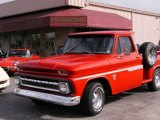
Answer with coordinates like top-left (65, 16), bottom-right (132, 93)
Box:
top-left (14, 88), bottom-right (80, 106)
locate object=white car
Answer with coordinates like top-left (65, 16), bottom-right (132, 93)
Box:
top-left (0, 67), bottom-right (10, 91)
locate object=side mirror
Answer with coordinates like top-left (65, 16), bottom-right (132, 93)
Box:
top-left (57, 46), bottom-right (64, 55)
top-left (124, 48), bottom-right (131, 56)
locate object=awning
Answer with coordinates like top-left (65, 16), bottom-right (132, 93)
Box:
top-left (0, 8), bottom-right (132, 33)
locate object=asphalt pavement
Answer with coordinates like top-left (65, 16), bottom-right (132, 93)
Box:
top-left (0, 77), bottom-right (160, 120)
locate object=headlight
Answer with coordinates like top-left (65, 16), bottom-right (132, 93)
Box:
top-left (58, 70), bottom-right (68, 76)
top-left (13, 61), bottom-right (20, 66)
top-left (17, 67), bottom-right (23, 71)
top-left (15, 76), bottom-right (21, 85)
top-left (59, 82), bottom-right (70, 94)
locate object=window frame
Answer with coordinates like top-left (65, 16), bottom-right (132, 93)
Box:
top-left (116, 36), bottom-right (135, 55)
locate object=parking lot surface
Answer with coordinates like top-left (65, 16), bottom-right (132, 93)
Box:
top-left (0, 77), bottom-right (160, 120)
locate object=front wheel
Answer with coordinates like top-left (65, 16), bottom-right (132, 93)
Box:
top-left (80, 82), bottom-right (105, 116)
top-left (147, 68), bottom-right (160, 91)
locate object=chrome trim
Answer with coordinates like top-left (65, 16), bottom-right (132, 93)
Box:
top-left (17, 76), bottom-right (60, 93)
top-left (2, 67), bottom-right (10, 71)
top-left (19, 77), bottom-right (59, 85)
top-left (0, 80), bottom-right (7, 84)
top-left (21, 83), bottom-right (60, 92)
top-left (14, 88), bottom-right (80, 106)
top-left (75, 65), bottom-right (143, 80)
top-left (0, 79), bottom-right (10, 89)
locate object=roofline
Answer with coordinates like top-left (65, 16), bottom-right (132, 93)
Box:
top-left (86, 1), bottom-right (160, 17)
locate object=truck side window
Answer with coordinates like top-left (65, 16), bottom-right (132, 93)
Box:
top-left (116, 37), bottom-right (134, 54)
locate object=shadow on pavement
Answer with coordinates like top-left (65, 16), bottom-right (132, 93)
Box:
top-left (0, 85), bottom-right (153, 120)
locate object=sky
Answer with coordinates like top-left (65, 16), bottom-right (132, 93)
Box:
top-left (90, 0), bottom-right (160, 14)
top-left (0, 0), bottom-right (14, 4)
top-left (0, 0), bottom-right (160, 14)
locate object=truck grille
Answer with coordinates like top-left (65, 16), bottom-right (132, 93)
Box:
top-left (18, 76), bottom-right (60, 93)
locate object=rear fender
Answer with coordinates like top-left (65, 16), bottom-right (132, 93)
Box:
top-left (144, 60), bottom-right (160, 80)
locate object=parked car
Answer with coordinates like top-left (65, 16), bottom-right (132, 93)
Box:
top-left (0, 49), bottom-right (40, 73)
top-left (14, 31), bottom-right (160, 116)
top-left (0, 67), bottom-right (10, 91)
top-left (0, 49), bottom-right (7, 58)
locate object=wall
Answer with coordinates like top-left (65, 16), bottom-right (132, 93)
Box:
top-left (0, 28), bottom-right (75, 56)
top-left (84, 4), bottom-right (132, 20)
top-left (67, 0), bottom-right (85, 7)
top-left (0, 35), bottom-right (10, 50)
top-left (84, 2), bottom-right (160, 44)
top-left (133, 13), bottom-right (160, 44)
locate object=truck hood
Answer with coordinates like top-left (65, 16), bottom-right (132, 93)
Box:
top-left (19, 54), bottom-right (111, 74)
top-left (0, 57), bottom-right (20, 67)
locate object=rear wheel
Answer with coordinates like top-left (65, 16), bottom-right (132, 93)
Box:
top-left (147, 68), bottom-right (160, 91)
top-left (139, 42), bottom-right (157, 68)
top-left (80, 82), bottom-right (105, 116)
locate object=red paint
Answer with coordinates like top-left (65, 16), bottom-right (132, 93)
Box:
top-left (16, 31), bottom-right (158, 98)
top-left (0, 49), bottom-right (40, 73)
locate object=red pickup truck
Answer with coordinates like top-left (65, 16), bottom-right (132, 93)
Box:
top-left (14, 31), bottom-right (160, 116)
top-left (0, 49), bottom-right (40, 73)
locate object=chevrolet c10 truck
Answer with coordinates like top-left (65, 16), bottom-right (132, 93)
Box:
top-left (14, 31), bottom-right (160, 116)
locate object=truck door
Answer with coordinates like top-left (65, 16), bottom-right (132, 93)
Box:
top-left (116, 36), bottom-right (143, 92)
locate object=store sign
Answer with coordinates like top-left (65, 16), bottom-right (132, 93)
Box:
top-left (52, 16), bottom-right (87, 23)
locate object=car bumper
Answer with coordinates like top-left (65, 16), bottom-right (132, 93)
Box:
top-left (2, 66), bottom-right (17, 72)
top-left (0, 79), bottom-right (10, 89)
top-left (2, 67), bottom-right (10, 72)
top-left (14, 88), bottom-right (81, 106)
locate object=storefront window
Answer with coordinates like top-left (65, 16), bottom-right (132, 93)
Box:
top-left (46, 32), bottom-right (56, 54)
top-left (10, 35), bottom-right (23, 49)
top-left (31, 34), bottom-right (40, 54)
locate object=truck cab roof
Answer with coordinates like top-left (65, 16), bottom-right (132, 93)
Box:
top-left (69, 31), bottom-right (133, 36)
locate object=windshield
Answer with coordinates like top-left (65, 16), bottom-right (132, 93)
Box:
top-left (6, 50), bottom-right (29, 57)
top-left (63, 35), bottom-right (114, 54)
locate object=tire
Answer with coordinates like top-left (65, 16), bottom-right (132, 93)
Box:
top-left (147, 68), bottom-right (160, 91)
top-left (80, 82), bottom-right (105, 116)
top-left (31, 99), bottom-right (48, 105)
top-left (139, 42), bottom-right (157, 68)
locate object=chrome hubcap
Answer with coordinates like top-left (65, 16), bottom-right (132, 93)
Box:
top-left (148, 48), bottom-right (157, 65)
top-left (92, 87), bottom-right (103, 110)
top-left (155, 71), bottom-right (160, 88)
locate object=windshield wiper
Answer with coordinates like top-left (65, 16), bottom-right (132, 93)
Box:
top-left (79, 51), bottom-right (95, 55)
top-left (63, 51), bottom-right (78, 54)
top-left (63, 41), bottom-right (82, 54)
